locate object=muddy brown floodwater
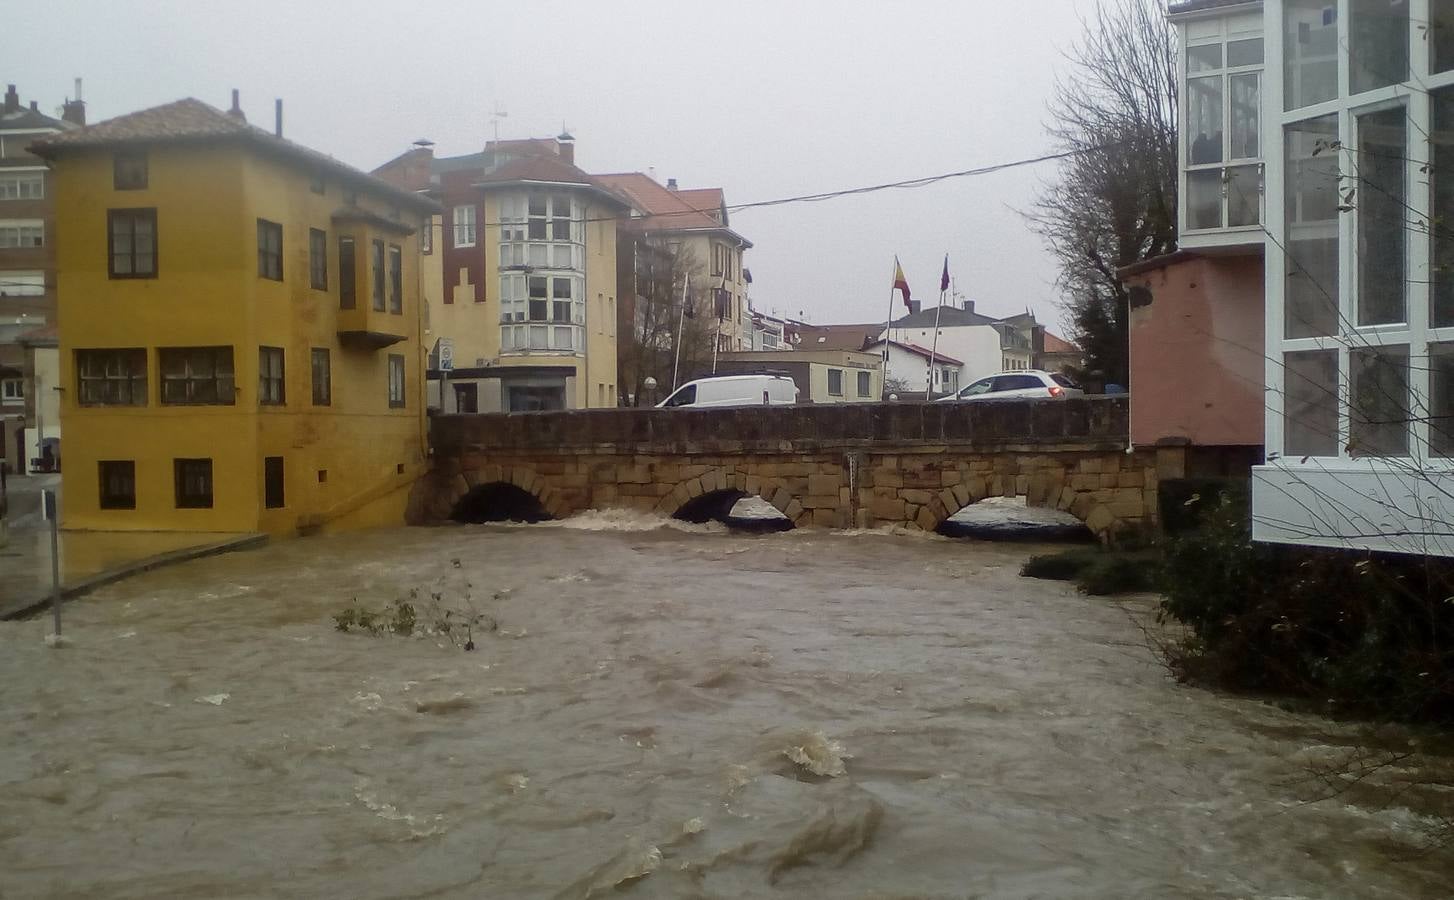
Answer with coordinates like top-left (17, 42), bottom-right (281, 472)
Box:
top-left (2, 514), bottom-right (1452, 898)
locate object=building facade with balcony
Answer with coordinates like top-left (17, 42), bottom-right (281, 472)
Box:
top-left (34, 95), bottom-right (438, 534)
top-left (1, 83), bottom-right (81, 473)
top-left (1164, 0), bottom-right (1454, 555)
top-left (376, 137), bottom-right (624, 412)
top-left (594, 173), bottom-right (754, 355)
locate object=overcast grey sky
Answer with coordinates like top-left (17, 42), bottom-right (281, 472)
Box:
top-left (11, 0), bottom-right (1094, 332)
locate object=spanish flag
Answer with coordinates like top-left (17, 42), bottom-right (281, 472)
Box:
top-left (893, 257), bottom-right (911, 309)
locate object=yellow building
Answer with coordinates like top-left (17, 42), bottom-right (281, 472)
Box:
top-left (375, 136), bottom-right (625, 412)
top-left (33, 96), bottom-right (439, 535)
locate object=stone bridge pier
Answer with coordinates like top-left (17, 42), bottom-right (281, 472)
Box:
top-left (410, 397), bottom-right (1174, 541)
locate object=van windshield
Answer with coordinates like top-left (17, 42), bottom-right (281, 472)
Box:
top-left (662, 384), bottom-right (697, 408)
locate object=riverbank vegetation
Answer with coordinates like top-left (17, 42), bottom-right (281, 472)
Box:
top-left (1024, 490), bottom-right (1454, 848)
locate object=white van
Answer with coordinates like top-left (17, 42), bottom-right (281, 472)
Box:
top-left (657, 374), bottom-right (800, 409)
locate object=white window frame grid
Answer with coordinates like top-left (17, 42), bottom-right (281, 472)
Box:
top-left (0, 219), bottom-right (44, 248)
top-left (0, 270), bottom-right (44, 296)
top-left (1, 377), bottom-right (22, 403)
top-left (452, 205), bottom-right (477, 248)
top-left (1181, 13), bottom-right (1268, 237)
top-left (1264, 0), bottom-right (1454, 471)
top-left (0, 169), bottom-right (44, 201)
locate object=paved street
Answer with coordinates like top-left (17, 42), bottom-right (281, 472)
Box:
top-left (1, 474), bottom-right (262, 619)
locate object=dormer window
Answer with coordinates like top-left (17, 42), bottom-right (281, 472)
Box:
top-left (1182, 15), bottom-right (1264, 234)
top-left (114, 152), bottom-right (148, 190)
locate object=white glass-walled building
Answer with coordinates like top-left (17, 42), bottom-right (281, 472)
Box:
top-left (1233, 0), bottom-right (1454, 555)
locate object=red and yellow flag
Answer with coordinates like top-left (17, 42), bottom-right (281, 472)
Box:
top-left (893, 257), bottom-right (911, 309)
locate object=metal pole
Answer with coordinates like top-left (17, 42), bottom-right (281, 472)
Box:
top-left (46, 488), bottom-right (60, 636)
top-left (672, 272), bottom-right (689, 391)
top-left (926, 287), bottom-right (946, 401)
top-left (882, 257), bottom-right (899, 395)
top-left (32, 373), bottom-right (42, 474)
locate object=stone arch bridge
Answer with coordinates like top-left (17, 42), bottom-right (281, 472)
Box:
top-left (409, 397), bottom-right (1178, 540)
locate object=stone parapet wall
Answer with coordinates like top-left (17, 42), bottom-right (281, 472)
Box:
top-left (412, 396), bottom-right (1172, 542)
top-left (431, 396), bottom-right (1130, 456)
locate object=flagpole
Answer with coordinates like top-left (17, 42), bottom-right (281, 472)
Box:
top-left (672, 272), bottom-right (689, 391)
top-left (882, 256), bottom-right (898, 396)
top-left (925, 288), bottom-right (945, 401)
top-left (926, 254), bottom-right (947, 401)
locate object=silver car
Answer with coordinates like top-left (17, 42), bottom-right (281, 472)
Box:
top-left (936, 370), bottom-right (1084, 402)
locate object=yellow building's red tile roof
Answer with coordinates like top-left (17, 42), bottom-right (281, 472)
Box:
top-left (31, 97), bottom-right (438, 213)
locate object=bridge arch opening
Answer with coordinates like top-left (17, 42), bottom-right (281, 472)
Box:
top-left (673, 490), bottom-right (794, 532)
top-left (451, 482), bottom-right (553, 524)
top-left (934, 496), bottom-right (1093, 543)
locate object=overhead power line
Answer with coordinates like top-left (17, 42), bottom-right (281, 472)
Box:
top-left (426, 143), bottom-right (1125, 231)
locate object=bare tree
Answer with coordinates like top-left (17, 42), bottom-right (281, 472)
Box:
top-left (617, 237), bottom-right (717, 406)
top-left (1032, 0), bottom-right (1179, 387)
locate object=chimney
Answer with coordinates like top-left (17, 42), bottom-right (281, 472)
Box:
top-left (29, 101), bottom-right (38, 111)
top-left (3, 85), bottom-right (18, 114)
top-left (274, 98), bottom-right (283, 138)
top-left (962, 298), bottom-right (975, 315)
top-left (666, 177), bottom-right (678, 191)
top-left (557, 129), bottom-right (575, 165)
top-left (909, 300), bottom-right (921, 315)
top-left (61, 77), bottom-right (85, 125)
top-left (228, 89), bottom-right (246, 121)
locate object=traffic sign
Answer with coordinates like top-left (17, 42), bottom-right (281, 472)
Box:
top-left (438, 338), bottom-right (454, 372)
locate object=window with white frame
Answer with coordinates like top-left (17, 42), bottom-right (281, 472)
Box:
top-left (0, 270), bottom-right (43, 296)
top-left (1184, 15), bottom-right (1264, 232)
top-left (452, 205), bottom-right (476, 248)
top-left (498, 193), bottom-right (583, 270)
top-left (0, 220), bottom-right (43, 248)
top-left (0, 171), bottom-right (43, 200)
top-left (1, 378), bottom-right (22, 404)
top-left (1271, 8), bottom-right (1454, 467)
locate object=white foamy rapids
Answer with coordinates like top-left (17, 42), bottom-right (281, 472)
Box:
top-left (534, 508), bottom-right (729, 534)
top-left (783, 731), bottom-right (852, 777)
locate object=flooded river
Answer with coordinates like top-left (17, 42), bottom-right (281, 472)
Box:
top-left (2, 516), bottom-right (1451, 898)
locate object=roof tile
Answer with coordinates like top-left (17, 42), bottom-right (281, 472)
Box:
top-left (32, 97), bottom-right (437, 212)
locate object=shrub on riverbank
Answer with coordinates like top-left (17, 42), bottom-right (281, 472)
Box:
top-left (1021, 547), bottom-right (1160, 596)
top-left (1159, 498), bottom-right (1454, 725)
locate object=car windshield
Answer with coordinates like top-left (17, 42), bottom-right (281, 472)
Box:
top-left (662, 384), bottom-right (696, 407)
top-left (1050, 373), bottom-right (1079, 389)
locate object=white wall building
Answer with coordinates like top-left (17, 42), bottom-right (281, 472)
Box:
top-left (879, 303), bottom-right (1005, 388)
top-left (1171, 0), bottom-right (1454, 556)
top-left (865, 338), bottom-right (963, 396)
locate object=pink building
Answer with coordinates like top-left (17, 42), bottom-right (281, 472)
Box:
top-left (1120, 249), bottom-right (1264, 475)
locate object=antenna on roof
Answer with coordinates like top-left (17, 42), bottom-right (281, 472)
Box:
top-left (490, 104), bottom-right (508, 144)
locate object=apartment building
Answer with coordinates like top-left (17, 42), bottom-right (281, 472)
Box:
top-left (1, 83), bottom-right (82, 473)
top-left (375, 135), bottom-right (625, 412)
top-left (594, 173), bottom-right (754, 354)
top-left (33, 94), bottom-right (438, 534)
top-left (1160, 0), bottom-right (1454, 555)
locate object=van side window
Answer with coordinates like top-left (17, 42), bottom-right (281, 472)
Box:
top-left (763, 390), bottom-right (770, 405)
top-left (663, 384), bottom-right (697, 407)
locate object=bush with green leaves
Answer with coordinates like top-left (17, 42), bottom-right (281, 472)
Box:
top-left (1160, 496), bottom-right (1454, 724)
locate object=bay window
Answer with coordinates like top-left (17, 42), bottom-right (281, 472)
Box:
top-left (1183, 21), bottom-right (1263, 233)
top-left (495, 191), bottom-right (585, 353)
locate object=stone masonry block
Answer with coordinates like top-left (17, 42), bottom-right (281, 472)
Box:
top-left (1085, 505), bottom-right (1116, 535)
top-left (871, 495), bottom-right (906, 520)
top-left (771, 487), bottom-right (793, 512)
top-left (808, 473), bottom-right (842, 496)
top-left (951, 482), bottom-right (971, 507)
